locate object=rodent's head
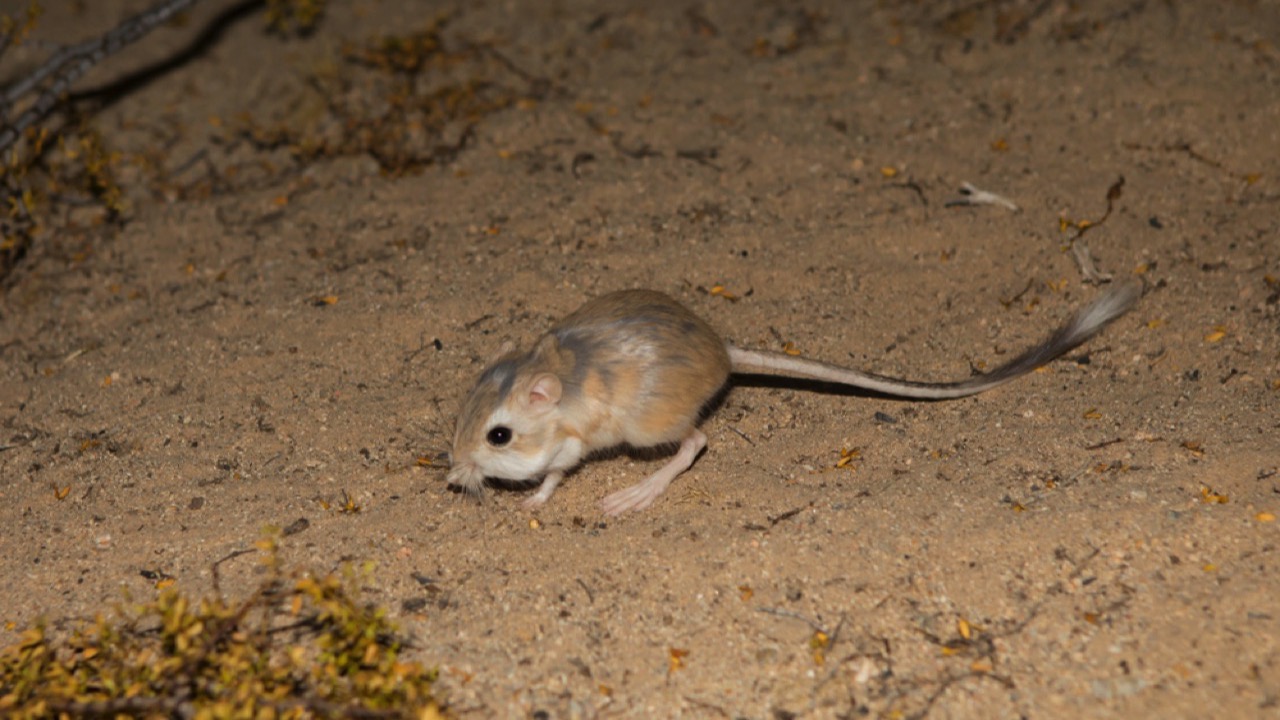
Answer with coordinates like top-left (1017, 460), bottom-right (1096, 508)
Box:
top-left (448, 350), bottom-right (568, 494)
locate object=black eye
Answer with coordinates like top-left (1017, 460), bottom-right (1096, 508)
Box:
top-left (486, 426), bottom-right (512, 446)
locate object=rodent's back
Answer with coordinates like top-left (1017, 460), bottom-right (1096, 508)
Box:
top-left (552, 290), bottom-right (731, 447)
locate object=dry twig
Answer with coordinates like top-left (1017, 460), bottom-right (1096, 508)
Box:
top-left (0, 0), bottom-right (208, 154)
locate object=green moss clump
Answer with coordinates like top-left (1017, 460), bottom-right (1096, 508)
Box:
top-left (0, 535), bottom-right (446, 719)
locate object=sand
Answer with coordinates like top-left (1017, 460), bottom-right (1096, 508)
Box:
top-left (2, 0), bottom-right (1278, 716)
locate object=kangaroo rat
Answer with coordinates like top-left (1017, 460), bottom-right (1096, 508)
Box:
top-left (447, 283), bottom-right (1140, 516)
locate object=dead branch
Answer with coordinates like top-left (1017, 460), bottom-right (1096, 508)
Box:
top-left (0, 0), bottom-right (208, 154)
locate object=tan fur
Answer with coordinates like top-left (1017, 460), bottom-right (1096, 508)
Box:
top-left (548, 289), bottom-right (731, 449)
top-left (449, 290), bottom-right (733, 501)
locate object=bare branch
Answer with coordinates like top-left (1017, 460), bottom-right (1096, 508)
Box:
top-left (2, 37), bottom-right (98, 110)
top-left (0, 0), bottom-right (209, 154)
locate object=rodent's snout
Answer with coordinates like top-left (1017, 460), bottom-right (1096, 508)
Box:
top-left (446, 459), bottom-right (485, 496)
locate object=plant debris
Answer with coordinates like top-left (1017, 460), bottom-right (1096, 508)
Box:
top-left (0, 532), bottom-right (446, 718)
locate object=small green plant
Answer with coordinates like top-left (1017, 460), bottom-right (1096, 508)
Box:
top-left (0, 532), bottom-right (446, 719)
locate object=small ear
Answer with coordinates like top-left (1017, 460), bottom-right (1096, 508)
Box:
top-left (526, 373), bottom-right (562, 406)
top-left (532, 334), bottom-right (560, 359)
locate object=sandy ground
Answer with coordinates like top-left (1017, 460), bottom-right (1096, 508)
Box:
top-left (2, 0), bottom-right (1279, 717)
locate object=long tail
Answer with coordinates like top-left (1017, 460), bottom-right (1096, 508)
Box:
top-left (727, 281), bottom-right (1141, 399)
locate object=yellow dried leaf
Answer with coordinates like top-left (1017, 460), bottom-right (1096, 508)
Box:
top-left (738, 585), bottom-right (754, 601)
top-left (1256, 512), bottom-right (1276, 523)
top-left (528, 518), bottom-right (541, 530)
top-left (836, 447), bottom-right (860, 469)
top-left (810, 630), bottom-right (829, 664)
top-left (668, 647), bottom-right (689, 672)
top-left (338, 492), bottom-right (360, 513)
top-left (781, 341), bottom-right (801, 356)
top-left (709, 285), bottom-right (739, 301)
top-left (1146, 318), bottom-right (1164, 329)
top-left (1199, 486), bottom-right (1228, 504)
top-left (880, 165), bottom-right (898, 178)
top-left (1205, 326), bottom-right (1227, 343)
top-left (1082, 408), bottom-right (1101, 420)
top-left (957, 618), bottom-right (972, 640)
